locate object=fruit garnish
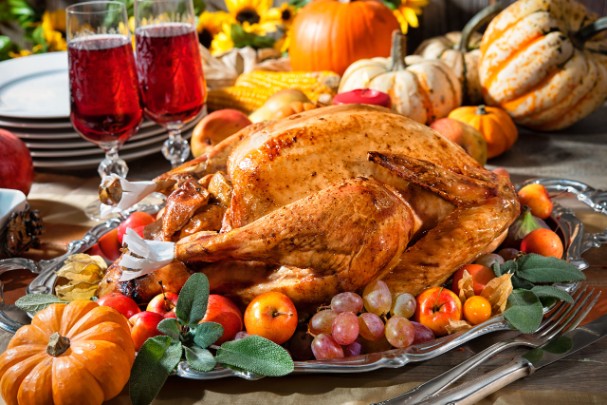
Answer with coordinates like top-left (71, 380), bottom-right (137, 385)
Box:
top-left (54, 253), bottom-right (107, 301)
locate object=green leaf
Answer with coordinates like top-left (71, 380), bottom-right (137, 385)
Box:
top-left (530, 286), bottom-right (573, 303)
top-left (496, 259), bottom-right (518, 276)
top-left (516, 254), bottom-right (586, 284)
top-left (184, 346), bottom-right (216, 372)
top-left (216, 335), bottom-right (294, 377)
top-left (503, 289), bottom-right (543, 333)
top-left (157, 318), bottom-right (181, 341)
top-left (15, 294), bottom-right (66, 314)
top-left (129, 336), bottom-right (182, 405)
top-left (511, 275), bottom-right (535, 290)
top-left (193, 322), bottom-right (224, 349)
top-left (176, 273), bottom-right (209, 325)
top-left (230, 24), bottom-right (276, 50)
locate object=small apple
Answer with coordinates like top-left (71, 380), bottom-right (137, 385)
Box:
top-left (200, 294), bottom-right (243, 344)
top-left (451, 264), bottom-right (495, 296)
top-left (146, 290), bottom-right (179, 318)
top-left (244, 291), bottom-right (298, 345)
top-left (97, 292), bottom-right (141, 319)
top-left (414, 287), bottom-right (462, 336)
top-left (430, 118), bottom-right (488, 165)
top-left (116, 211), bottom-right (156, 244)
top-left (190, 109), bottom-right (252, 157)
top-left (129, 311), bottom-right (164, 351)
top-left (0, 129), bottom-right (34, 195)
top-left (96, 228), bottom-right (121, 261)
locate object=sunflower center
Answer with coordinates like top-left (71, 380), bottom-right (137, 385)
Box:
top-left (236, 8), bottom-right (260, 25)
top-left (281, 9), bottom-right (292, 22)
top-left (198, 29), bottom-right (213, 48)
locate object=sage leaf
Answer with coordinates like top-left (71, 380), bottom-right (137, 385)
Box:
top-left (216, 335), bottom-right (294, 377)
top-left (176, 273), bottom-right (209, 325)
top-left (511, 275), bottom-right (534, 290)
top-left (496, 260), bottom-right (518, 277)
top-left (193, 321), bottom-right (224, 349)
top-left (157, 318), bottom-right (181, 341)
top-left (15, 294), bottom-right (65, 314)
top-left (516, 254), bottom-right (585, 283)
top-left (129, 336), bottom-right (182, 405)
top-left (504, 289), bottom-right (543, 333)
top-left (184, 346), bottom-right (216, 372)
top-left (530, 286), bottom-right (573, 303)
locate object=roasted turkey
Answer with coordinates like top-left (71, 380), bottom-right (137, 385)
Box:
top-left (97, 104), bottom-right (519, 308)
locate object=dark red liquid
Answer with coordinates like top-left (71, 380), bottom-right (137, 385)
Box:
top-left (135, 23), bottom-right (206, 125)
top-left (69, 35), bottom-right (143, 144)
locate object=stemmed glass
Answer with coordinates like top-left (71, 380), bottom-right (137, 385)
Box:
top-left (67, 1), bottom-right (143, 218)
top-left (134, 0), bottom-right (206, 167)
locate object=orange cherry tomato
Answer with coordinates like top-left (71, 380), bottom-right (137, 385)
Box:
top-left (520, 228), bottom-right (564, 259)
top-left (463, 296), bottom-right (492, 325)
top-left (517, 183), bottom-right (553, 219)
top-left (451, 264), bottom-right (495, 296)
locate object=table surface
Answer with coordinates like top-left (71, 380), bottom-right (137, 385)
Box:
top-left (1, 105), bottom-right (607, 405)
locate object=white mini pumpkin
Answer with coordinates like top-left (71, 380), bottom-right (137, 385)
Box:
top-left (339, 32), bottom-right (462, 125)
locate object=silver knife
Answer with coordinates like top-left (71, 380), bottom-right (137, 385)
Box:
top-left (412, 313), bottom-right (607, 405)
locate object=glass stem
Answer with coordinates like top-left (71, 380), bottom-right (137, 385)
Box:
top-left (162, 126), bottom-right (190, 167)
top-left (99, 142), bottom-right (128, 178)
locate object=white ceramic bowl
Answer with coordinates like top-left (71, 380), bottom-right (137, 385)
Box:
top-left (0, 188), bottom-right (27, 230)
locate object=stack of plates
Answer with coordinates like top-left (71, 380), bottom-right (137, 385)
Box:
top-left (0, 52), bottom-right (198, 171)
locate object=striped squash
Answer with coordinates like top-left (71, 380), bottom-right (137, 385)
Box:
top-left (339, 32), bottom-right (462, 125)
top-left (479, 0), bottom-right (607, 131)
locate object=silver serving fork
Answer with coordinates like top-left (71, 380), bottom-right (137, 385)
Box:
top-left (375, 287), bottom-right (600, 405)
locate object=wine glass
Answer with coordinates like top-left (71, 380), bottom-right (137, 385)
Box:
top-left (134, 0), bottom-right (206, 167)
top-left (67, 1), bottom-right (143, 218)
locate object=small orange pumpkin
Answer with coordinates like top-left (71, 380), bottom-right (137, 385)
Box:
top-left (448, 105), bottom-right (518, 159)
top-left (288, 0), bottom-right (400, 76)
top-left (0, 300), bottom-right (135, 405)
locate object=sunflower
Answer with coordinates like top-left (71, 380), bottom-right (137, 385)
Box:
top-left (41, 11), bottom-right (67, 51)
top-left (225, 0), bottom-right (273, 26)
top-left (266, 3), bottom-right (297, 27)
top-left (392, 0), bottom-right (429, 34)
top-left (210, 23), bottom-right (236, 55)
top-left (197, 11), bottom-right (235, 49)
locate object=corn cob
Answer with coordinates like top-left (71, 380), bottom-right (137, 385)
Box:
top-left (206, 86), bottom-right (276, 113)
top-left (235, 70), bottom-right (340, 103)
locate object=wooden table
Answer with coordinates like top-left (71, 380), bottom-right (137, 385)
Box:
top-left (1, 105), bottom-right (607, 404)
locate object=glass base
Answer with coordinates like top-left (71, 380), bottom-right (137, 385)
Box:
top-left (84, 200), bottom-right (121, 222)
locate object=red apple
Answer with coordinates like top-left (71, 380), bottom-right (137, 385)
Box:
top-left (146, 291), bottom-right (179, 318)
top-left (200, 294), bottom-right (243, 344)
top-left (414, 287), bottom-right (462, 336)
top-left (244, 291), bottom-right (298, 345)
top-left (96, 228), bottom-right (121, 261)
top-left (0, 129), bottom-right (34, 195)
top-left (190, 109), bottom-right (252, 157)
top-left (129, 311), bottom-right (164, 351)
top-left (97, 292), bottom-right (141, 319)
top-left (117, 211), bottom-right (156, 244)
top-left (430, 118), bottom-right (488, 165)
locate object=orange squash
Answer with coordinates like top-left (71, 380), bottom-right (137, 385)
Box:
top-left (0, 300), bottom-right (135, 405)
top-left (448, 105), bottom-right (518, 159)
top-left (288, 0), bottom-right (400, 76)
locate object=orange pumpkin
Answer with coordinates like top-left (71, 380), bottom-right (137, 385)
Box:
top-left (288, 0), bottom-right (400, 76)
top-left (0, 300), bottom-right (135, 405)
top-left (448, 105), bottom-right (518, 159)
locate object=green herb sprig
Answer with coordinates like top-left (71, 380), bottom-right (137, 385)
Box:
top-left (129, 273), bottom-right (294, 405)
top-left (493, 253), bottom-right (586, 333)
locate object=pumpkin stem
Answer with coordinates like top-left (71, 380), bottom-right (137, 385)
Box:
top-left (47, 332), bottom-right (70, 357)
top-left (572, 16), bottom-right (607, 47)
top-left (476, 105), bottom-right (488, 115)
top-left (457, 1), bottom-right (505, 52)
top-left (390, 30), bottom-right (407, 71)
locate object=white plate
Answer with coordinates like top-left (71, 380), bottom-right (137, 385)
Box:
top-left (0, 117), bottom-right (73, 130)
top-left (11, 119), bottom-right (157, 141)
top-left (22, 122), bottom-right (165, 148)
top-left (0, 52), bottom-right (70, 119)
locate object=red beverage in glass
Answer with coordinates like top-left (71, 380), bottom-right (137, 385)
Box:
top-left (68, 35), bottom-right (142, 144)
top-left (135, 23), bottom-right (206, 125)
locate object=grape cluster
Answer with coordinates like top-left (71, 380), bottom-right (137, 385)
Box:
top-left (308, 281), bottom-right (435, 360)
